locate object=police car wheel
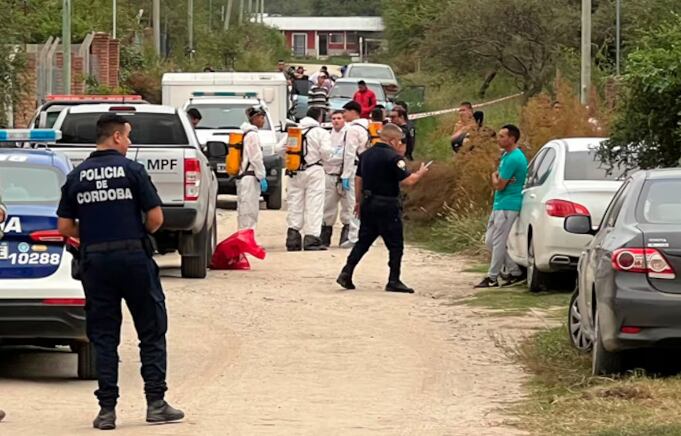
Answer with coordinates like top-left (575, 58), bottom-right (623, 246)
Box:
top-left (181, 224), bottom-right (209, 279)
top-left (76, 342), bottom-right (98, 380)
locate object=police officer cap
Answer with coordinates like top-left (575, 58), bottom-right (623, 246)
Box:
top-left (245, 106), bottom-right (266, 119)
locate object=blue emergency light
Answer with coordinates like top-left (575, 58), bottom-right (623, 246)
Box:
top-left (0, 129), bottom-right (62, 142)
top-left (191, 91), bottom-right (258, 98)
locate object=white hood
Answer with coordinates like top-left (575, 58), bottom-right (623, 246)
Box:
top-left (240, 122), bottom-right (258, 133)
top-left (299, 117), bottom-right (321, 129)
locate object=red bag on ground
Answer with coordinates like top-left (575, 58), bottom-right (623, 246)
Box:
top-left (210, 229), bottom-right (266, 270)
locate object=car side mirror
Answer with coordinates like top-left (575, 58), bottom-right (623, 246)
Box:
top-left (206, 141), bottom-right (228, 159)
top-left (564, 215), bottom-right (595, 235)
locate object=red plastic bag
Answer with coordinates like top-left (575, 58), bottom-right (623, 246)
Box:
top-left (210, 229), bottom-right (266, 270)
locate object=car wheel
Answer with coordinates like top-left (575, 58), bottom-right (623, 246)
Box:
top-left (527, 237), bottom-right (549, 293)
top-left (181, 224), bottom-right (209, 279)
top-left (77, 342), bottom-right (98, 380)
top-left (592, 309), bottom-right (624, 376)
top-left (568, 287), bottom-right (593, 352)
top-left (266, 181), bottom-right (282, 210)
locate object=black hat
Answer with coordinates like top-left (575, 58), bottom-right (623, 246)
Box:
top-left (343, 101), bottom-right (362, 114)
top-left (245, 106), bottom-right (266, 119)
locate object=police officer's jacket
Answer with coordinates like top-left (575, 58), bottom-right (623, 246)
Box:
top-left (357, 142), bottom-right (411, 198)
top-left (57, 149), bottom-right (161, 247)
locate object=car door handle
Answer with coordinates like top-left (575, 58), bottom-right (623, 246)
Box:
top-left (528, 193), bottom-right (536, 199)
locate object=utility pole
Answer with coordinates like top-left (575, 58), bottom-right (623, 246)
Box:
top-left (62, 0), bottom-right (71, 94)
top-left (225, 0), bottom-right (233, 30)
top-left (260, 0), bottom-right (264, 23)
top-left (153, 0), bottom-right (161, 56)
top-left (580, 0), bottom-right (591, 105)
top-left (239, 0), bottom-right (244, 24)
top-left (112, 0), bottom-right (117, 39)
top-left (188, 0), bottom-right (194, 59)
top-left (248, 0), bottom-right (252, 16)
top-left (616, 0), bottom-right (621, 75)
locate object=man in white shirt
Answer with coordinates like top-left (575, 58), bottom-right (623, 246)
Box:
top-left (285, 107), bottom-right (334, 251)
top-left (321, 110), bottom-right (354, 247)
top-left (237, 107), bottom-right (268, 230)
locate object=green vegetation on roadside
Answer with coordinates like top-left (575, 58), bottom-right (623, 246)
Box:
top-left (454, 288), bottom-right (569, 316)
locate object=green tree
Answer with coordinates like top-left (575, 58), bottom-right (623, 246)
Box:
top-left (598, 18), bottom-right (681, 170)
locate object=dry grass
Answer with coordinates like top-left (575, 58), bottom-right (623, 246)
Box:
top-left (511, 327), bottom-right (681, 435)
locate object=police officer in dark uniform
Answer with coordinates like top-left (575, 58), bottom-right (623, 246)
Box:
top-left (57, 114), bottom-right (184, 430)
top-left (336, 123), bottom-right (429, 293)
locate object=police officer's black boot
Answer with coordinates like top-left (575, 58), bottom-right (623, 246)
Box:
top-left (320, 225), bottom-right (333, 248)
top-left (286, 228), bottom-right (302, 252)
top-left (303, 235), bottom-right (328, 251)
top-left (146, 400), bottom-right (185, 424)
top-left (339, 224), bottom-right (350, 247)
top-left (386, 267), bottom-right (414, 294)
top-left (93, 408), bottom-right (116, 430)
top-left (336, 265), bottom-right (356, 290)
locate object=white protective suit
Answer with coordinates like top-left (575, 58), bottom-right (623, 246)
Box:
top-left (286, 117), bottom-right (333, 237)
top-left (236, 122), bottom-right (266, 230)
top-left (323, 126), bottom-right (355, 227)
top-left (341, 118), bottom-right (370, 244)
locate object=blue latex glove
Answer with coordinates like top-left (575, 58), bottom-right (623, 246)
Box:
top-left (341, 178), bottom-right (351, 191)
top-left (260, 179), bottom-right (269, 193)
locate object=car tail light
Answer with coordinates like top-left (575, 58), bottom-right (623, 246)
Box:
top-left (621, 326), bottom-right (642, 334)
top-left (184, 158), bottom-right (201, 201)
top-left (612, 248), bottom-right (676, 280)
top-left (42, 298), bottom-right (85, 306)
top-left (30, 230), bottom-right (79, 247)
top-left (546, 199), bottom-right (590, 217)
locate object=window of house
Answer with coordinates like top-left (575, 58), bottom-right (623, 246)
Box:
top-left (330, 33), bottom-right (344, 44)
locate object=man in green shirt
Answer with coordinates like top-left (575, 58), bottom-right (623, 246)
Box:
top-left (475, 124), bottom-right (528, 288)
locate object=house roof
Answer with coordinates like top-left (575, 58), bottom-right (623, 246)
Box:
top-left (262, 16), bottom-right (384, 32)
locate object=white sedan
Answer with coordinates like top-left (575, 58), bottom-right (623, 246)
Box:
top-left (507, 138), bottom-right (625, 292)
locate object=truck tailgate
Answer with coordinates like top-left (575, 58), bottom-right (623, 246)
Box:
top-left (52, 146), bottom-right (186, 206)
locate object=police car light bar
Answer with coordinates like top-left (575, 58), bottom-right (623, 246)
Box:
top-left (191, 91), bottom-right (258, 98)
top-left (46, 94), bottom-right (143, 102)
top-left (0, 129), bottom-right (62, 142)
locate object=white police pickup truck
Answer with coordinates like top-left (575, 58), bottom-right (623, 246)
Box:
top-left (50, 104), bottom-right (223, 279)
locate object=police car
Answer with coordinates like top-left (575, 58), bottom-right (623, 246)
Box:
top-left (0, 130), bottom-right (96, 380)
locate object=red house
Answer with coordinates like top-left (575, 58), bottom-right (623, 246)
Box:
top-left (262, 16), bottom-right (385, 59)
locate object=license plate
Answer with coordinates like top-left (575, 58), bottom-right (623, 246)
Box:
top-left (0, 243), bottom-right (7, 260)
top-left (216, 163), bottom-right (226, 173)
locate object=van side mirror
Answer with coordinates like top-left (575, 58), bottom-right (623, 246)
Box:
top-left (564, 215), bottom-right (595, 235)
top-left (206, 141), bottom-right (228, 159)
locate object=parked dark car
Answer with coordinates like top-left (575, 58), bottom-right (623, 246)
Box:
top-left (566, 168), bottom-right (681, 375)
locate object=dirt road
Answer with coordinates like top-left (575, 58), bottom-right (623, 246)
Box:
top-left (0, 208), bottom-right (528, 435)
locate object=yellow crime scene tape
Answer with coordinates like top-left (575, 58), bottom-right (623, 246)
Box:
top-left (407, 93), bottom-right (523, 121)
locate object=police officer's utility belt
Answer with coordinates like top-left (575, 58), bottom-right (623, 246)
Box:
top-left (362, 191), bottom-right (402, 207)
top-left (84, 239), bottom-right (144, 254)
top-left (237, 170), bottom-right (256, 179)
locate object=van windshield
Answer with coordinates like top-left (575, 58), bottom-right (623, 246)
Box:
top-left (187, 103), bottom-right (271, 130)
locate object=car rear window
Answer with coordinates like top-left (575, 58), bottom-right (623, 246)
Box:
top-left (637, 179), bottom-right (681, 224)
top-left (347, 66), bottom-right (394, 80)
top-left (58, 112), bottom-right (189, 145)
top-left (0, 164), bottom-right (64, 204)
top-left (329, 83), bottom-right (385, 100)
top-left (564, 150), bottom-right (626, 181)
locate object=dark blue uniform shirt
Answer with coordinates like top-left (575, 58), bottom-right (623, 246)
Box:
top-left (57, 149), bottom-right (161, 246)
top-left (356, 142), bottom-right (411, 198)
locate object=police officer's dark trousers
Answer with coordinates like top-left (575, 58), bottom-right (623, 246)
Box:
top-left (344, 195), bottom-right (404, 281)
top-left (81, 245), bottom-right (168, 409)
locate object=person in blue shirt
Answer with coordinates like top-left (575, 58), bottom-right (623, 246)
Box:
top-left (475, 124), bottom-right (528, 288)
top-left (57, 114), bottom-right (184, 430)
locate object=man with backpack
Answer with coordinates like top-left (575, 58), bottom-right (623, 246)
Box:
top-left (285, 107), bottom-right (334, 251)
top-left (237, 107), bottom-right (268, 230)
